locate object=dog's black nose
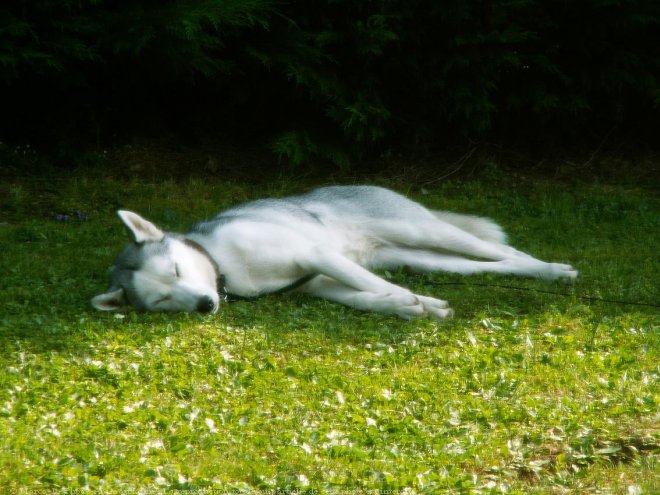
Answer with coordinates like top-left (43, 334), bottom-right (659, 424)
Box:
top-left (196, 296), bottom-right (215, 313)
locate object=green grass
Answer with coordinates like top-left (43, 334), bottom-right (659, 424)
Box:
top-left (0, 172), bottom-right (658, 494)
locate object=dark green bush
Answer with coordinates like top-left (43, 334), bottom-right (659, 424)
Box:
top-left (1, 0), bottom-right (658, 167)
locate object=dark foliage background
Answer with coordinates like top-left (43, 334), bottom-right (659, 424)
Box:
top-left (1, 0), bottom-right (659, 167)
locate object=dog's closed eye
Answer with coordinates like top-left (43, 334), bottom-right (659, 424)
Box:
top-left (154, 295), bottom-right (171, 305)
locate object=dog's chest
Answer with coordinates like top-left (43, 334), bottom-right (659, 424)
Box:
top-left (189, 218), bottom-right (377, 296)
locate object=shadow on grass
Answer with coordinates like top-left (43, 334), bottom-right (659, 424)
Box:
top-left (2, 262), bottom-right (657, 359)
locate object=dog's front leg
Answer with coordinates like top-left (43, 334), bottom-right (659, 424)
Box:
top-left (302, 276), bottom-right (424, 319)
top-left (298, 248), bottom-right (451, 319)
top-left (298, 246), bottom-right (409, 294)
top-left (302, 276), bottom-right (452, 320)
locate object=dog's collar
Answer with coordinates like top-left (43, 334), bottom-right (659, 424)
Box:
top-left (182, 239), bottom-right (252, 301)
top-left (182, 238), bottom-right (225, 296)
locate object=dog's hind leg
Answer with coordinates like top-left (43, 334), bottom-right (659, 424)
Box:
top-left (366, 218), bottom-right (569, 270)
top-left (373, 246), bottom-right (578, 280)
top-left (367, 218), bottom-right (525, 261)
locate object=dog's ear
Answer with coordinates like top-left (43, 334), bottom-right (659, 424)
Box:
top-left (117, 210), bottom-right (164, 243)
top-left (91, 288), bottom-right (126, 311)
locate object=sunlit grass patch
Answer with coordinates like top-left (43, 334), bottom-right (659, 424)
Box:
top-left (0, 173), bottom-right (658, 493)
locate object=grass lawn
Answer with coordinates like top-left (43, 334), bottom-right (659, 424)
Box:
top-left (0, 168), bottom-right (658, 494)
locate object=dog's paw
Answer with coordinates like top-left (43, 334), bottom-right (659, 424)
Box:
top-left (388, 293), bottom-right (426, 320)
top-left (416, 295), bottom-right (453, 320)
top-left (378, 292), bottom-right (453, 320)
top-left (546, 263), bottom-right (579, 281)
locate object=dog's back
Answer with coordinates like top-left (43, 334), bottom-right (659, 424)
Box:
top-left (191, 185), bottom-right (432, 237)
top-left (293, 185), bottom-right (436, 222)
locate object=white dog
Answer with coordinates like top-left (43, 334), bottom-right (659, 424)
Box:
top-left (92, 185), bottom-right (577, 319)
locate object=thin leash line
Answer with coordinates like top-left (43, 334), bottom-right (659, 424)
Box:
top-left (394, 279), bottom-right (660, 309)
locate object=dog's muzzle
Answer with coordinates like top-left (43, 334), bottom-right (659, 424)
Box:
top-left (196, 295), bottom-right (217, 313)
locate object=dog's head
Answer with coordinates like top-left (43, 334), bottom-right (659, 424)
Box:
top-left (91, 211), bottom-right (220, 313)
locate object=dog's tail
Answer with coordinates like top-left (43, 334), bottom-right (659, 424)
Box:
top-left (432, 210), bottom-right (508, 245)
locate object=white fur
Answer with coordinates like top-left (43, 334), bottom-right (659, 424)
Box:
top-left (92, 185), bottom-right (577, 319)
top-left (132, 241), bottom-right (219, 312)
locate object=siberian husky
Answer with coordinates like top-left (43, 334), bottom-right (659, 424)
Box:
top-left (92, 185), bottom-right (577, 319)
